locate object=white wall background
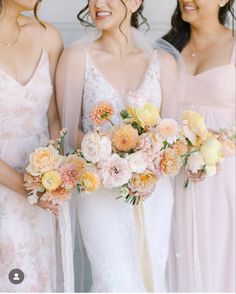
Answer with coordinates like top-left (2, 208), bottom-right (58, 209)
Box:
top-left (39, 0), bottom-right (177, 46)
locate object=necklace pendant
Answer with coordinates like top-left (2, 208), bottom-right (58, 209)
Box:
top-left (191, 52), bottom-right (196, 58)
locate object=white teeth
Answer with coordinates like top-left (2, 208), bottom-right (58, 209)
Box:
top-left (96, 12), bottom-right (111, 17)
top-left (184, 6), bottom-right (197, 10)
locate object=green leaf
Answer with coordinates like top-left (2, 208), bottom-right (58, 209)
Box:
top-left (183, 179), bottom-right (189, 190)
top-left (120, 110), bottom-right (130, 120)
top-left (77, 184), bottom-right (81, 193)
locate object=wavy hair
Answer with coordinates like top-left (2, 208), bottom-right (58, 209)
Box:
top-left (163, 0), bottom-right (235, 52)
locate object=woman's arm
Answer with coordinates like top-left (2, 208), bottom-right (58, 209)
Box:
top-left (44, 23), bottom-right (63, 140)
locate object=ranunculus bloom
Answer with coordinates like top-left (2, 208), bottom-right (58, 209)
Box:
top-left (90, 101), bottom-right (114, 126)
top-left (81, 131), bottom-right (112, 163)
top-left (42, 170), bottom-right (62, 191)
top-left (127, 103), bottom-right (160, 128)
top-left (79, 170), bottom-right (101, 192)
top-left (157, 118), bottom-right (179, 144)
top-left (160, 149), bottom-right (182, 177)
top-left (129, 170), bottom-right (158, 194)
top-left (182, 110), bottom-right (208, 142)
top-left (26, 145), bottom-right (63, 176)
top-left (112, 125), bottom-right (139, 152)
top-left (101, 154), bottom-right (131, 188)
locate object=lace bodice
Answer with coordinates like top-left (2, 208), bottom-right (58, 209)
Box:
top-left (81, 48), bottom-right (162, 133)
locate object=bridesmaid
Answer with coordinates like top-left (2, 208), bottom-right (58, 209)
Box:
top-left (163, 0), bottom-right (235, 292)
top-left (0, 0), bottom-right (62, 291)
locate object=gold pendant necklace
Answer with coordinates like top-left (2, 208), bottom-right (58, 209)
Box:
top-left (0, 18), bottom-right (21, 47)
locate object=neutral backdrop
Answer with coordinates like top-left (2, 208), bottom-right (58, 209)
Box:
top-left (39, 0), bottom-right (177, 46)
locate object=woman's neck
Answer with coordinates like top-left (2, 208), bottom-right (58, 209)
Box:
top-left (97, 27), bottom-right (136, 57)
top-left (190, 20), bottom-right (226, 49)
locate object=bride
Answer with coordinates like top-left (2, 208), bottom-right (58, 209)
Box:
top-left (56, 0), bottom-right (181, 292)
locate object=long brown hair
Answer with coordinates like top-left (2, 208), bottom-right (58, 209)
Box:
top-left (163, 0), bottom-right (235, 52)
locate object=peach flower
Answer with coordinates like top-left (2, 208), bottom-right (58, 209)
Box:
top-left (172, 140), bottom-right (189, 156)
top-left (59, 163), bottom-right (78, 190)
top-left (160, 148), bottom-right (182, 177)
top-left (79, 170), bottom-right (101, 192)
top-left (129, 170), bottom-right (158, 194)
top-left (112, 125), bottom-right (139, 152)
top-left (90, 101), bottom-right (114, 126)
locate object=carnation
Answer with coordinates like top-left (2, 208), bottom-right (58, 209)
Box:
top-left (157, 118), bottom-right (179, 144)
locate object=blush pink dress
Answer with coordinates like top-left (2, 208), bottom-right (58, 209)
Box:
top-left (0, 49), bottom-right (57, 292)
top-left (168, 43), bottom-right (235, 292)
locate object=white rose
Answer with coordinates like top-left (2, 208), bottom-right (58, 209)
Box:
top-left (187, 152), bottom-right (205, 174)
top-left (128, 151), bottom-right (147, 174)
top-left (81, 132), bottom-right (112, 163)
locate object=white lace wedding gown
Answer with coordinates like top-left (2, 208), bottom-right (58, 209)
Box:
top-left (75, 48), bottom-right (174, 292)
top-left (0, 49), bottom-right (57, 292)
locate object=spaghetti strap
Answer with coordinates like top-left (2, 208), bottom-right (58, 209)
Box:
top-left (230, 39), bottom-right (236, 64)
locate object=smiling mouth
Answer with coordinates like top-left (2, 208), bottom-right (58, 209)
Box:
top-left (183, 4), bottom-right (198, 12)
top-left (96, 11), bottom-right (112, 18)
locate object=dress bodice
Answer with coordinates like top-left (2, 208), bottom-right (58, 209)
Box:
top-left (0, 49), bottom-right (52, 140)
top-left (81, 48), bottom-right (162, 133)
top-left (179, 42), bottom-right (235, 130)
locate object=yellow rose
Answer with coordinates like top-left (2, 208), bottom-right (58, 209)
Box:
top-left (26, 145), bottom-right (63, 176)
top-left (127, 103), bottom-right (160, 128)
top-left (79, 170), bottom-right (101, 192)
top-left (42, 170), bottom-right (62, 191)
top-left (200, 136), bottom-right (222, 166)
top-left (182, 110), bottom-right (208, 142)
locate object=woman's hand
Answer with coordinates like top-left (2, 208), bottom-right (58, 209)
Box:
top-left (36, 199), bottom-right (59, 216)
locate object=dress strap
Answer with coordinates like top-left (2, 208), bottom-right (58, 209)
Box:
top-left (230, 39), bottom-right (236, 64)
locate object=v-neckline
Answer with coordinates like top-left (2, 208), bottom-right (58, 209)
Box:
top-left (0, 49), bottom-right (45, 87)
top-left (87, 51), bottom-right (155, 101)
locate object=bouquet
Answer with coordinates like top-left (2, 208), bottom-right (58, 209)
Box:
top-left (24, 129), bottom-right (100, 206)
top-left (180, 110), bottom-right (224, 189)
top-left (80, 96), bottom-right (183, 205)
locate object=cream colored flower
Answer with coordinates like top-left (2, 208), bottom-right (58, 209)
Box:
top-left (26, 145), bottom-right (63, 176)
top-left (81, 132), bottom-right (112, 163)
top-left (187, 152), bottom-right (205, 174)
top-left (127, 103), bottom-right (160, 128)
top-left (128, 151), bottom-right (147, 174)
top-left (182, 110), bottom-right (208, 143)
top-left (200, 136), bottom-right (222, 166)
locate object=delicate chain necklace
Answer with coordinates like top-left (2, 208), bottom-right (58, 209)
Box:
top-left (0, 18), bottom-right (21, 47)
top-left (189, 43), bottom-right (197, 58)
